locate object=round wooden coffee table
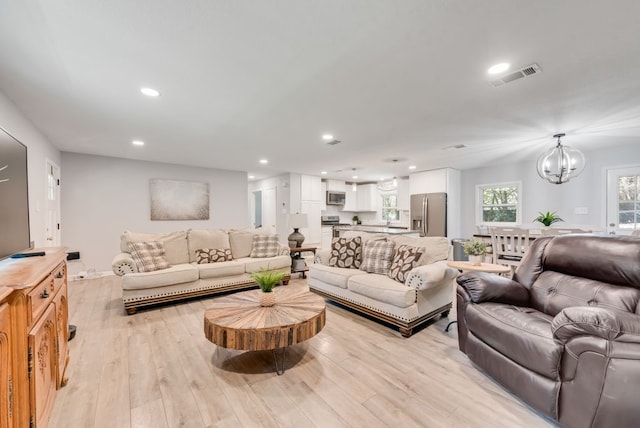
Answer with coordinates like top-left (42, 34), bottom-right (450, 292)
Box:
top-left (204, 286), bottom-right (326, 375)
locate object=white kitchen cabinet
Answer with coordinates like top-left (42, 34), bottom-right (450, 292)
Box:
top-left (341, 187), bottom-right (357, 212)
top-left (397, 178), bottom-right (410, 211)
top-left (356, 184), bottom-right (378, 211)
top-left (321, 226), bottom-right (333, 250)
top-left (325, 179), bottom-right (346, 192)
top-left (320, 182), bottom-right (327, 211)
top-left (300, 200), bottom-right (321, 246)
top-left (301, 175), bottom-right (322, 201)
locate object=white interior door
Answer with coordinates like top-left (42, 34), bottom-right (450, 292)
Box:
top-left (262, 187), bottom-right (277, 233)
top-left (45, 160), bottom-right (61, 246)
top-left (606, 166), bottom-right (640, 236)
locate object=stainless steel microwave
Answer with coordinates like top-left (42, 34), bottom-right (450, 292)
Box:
top-left (326, 191), bottom-right (346, 205)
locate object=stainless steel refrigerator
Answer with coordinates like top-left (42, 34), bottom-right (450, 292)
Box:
top-left (410, 192), bottom-right (447, 237)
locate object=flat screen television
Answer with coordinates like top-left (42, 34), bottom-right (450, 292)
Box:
top-left (0, 126), bottom-right (31, 260)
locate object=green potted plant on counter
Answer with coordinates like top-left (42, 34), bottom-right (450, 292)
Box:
top-left (534, 211), bottom-right (564, 227)
top-left (352, 215), bottom-right (361, 225)
top-left (251, 269), bottom-right (285, 307)
top-left (463, 240), bottom-right (487, 266)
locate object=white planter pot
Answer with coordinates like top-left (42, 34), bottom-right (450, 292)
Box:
top-left (468, 255), bottom-right (483, 266)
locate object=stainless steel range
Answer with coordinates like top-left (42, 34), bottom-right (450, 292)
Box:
top-left (321, 215), bottom-right (351, 237)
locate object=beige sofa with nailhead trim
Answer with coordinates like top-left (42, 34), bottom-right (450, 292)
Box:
top-left (308, 232), bottom-right (456, 337)
top-left (112, 229), bottom-right (290, 314)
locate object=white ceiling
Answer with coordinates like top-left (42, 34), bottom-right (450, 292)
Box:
top-left (1, 1), bottom-right (640, 182)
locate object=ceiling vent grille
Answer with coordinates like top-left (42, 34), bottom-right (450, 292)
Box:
top-left (325, 139), bottom-right (341, 146)
top-left (489, 63), bottom-right (542, 87)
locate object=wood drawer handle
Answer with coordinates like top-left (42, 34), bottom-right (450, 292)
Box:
top-left (40, 290), bottom-right (49, 299)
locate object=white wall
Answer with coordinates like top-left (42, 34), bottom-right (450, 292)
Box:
top-left (0, 91), bottom-right (61, 248)
top-left (460, 143), bottom-right (640, 238)
top-left (61, 152), bottom-right (249, 271)
top-left (248, 173), bottom-right (291, 243)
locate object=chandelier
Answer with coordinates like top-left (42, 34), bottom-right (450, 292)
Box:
top-left (536, 133), bottom-right (585, 184)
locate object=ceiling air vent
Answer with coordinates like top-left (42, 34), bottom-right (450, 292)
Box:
top-left (489, 63), bottom-right (542, 87)
top-left (325, 139), bottom-right (341, 146)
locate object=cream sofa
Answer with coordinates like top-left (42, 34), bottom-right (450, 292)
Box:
top-left (112, 229), bottom-right (291, 314)
top-left (308, 232), bottom-right (457, 337)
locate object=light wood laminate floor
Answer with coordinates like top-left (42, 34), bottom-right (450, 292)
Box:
top-left (49, 276), bottom-right (555, 428)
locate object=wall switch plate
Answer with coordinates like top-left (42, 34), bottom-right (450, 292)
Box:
top-left (574, 207), bottom-right (589, 215)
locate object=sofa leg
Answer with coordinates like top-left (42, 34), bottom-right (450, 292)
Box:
top-left (282, 280), bottom-right (289, 285)
top-left (126, 307), bottom-right (137, 315)
top-left (399, 327), bottom-right (413, 337)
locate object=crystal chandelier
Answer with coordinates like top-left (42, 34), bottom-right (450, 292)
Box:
top-left (536, 133), bottom-right (585, 184)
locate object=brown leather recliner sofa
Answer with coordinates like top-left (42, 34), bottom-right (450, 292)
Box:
top-left (456, 235), bottom-right (640, 428)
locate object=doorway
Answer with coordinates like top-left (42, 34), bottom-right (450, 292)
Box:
top-left (606, 165), bottom-right (640, 236)
top-left (253, 190), bottom-right (262, 228)
top-left (45, 160), bottom-right (61, 246)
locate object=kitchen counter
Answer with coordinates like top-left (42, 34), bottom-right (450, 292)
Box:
top-left (334, 225), bottom-right (420, 235)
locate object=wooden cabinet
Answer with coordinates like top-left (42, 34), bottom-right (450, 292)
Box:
top-left (301, 200), bottom-right (322, 246)
top-left (321, 226), bottom-right (333, 250)
top-left (356, 184), bottom-right (378, 212)
top-left (320, 182), bottom-right (327, 211)
top-left (342, 187), bottom-right (357, 212)
top-left (300, 175), bottom-right (322, 202)
top-left (0, 289), bottom-right (13, 428)
top-left (397, 178), bottom-right (410, 211)
top-left (0, 249), bottom-right (69, 428)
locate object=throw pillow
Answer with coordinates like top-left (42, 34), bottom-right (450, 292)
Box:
top-left (249, 235), bottom-right (280, 258)
top-left (195, 248), bottom-right (233, 264)
top-left (360, 240), bottom-right (395, 274)
top-left (128, 241), bottom-right (170, 272)
top-left (388, 244), bottom-right (424, 283)
top-left (328, 237), bottom-right (362, 269)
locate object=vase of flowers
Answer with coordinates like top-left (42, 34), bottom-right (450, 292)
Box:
top-left (251, 269), bottom-right (285, 307)
top-left (463, 239), bottom-right (487, 266)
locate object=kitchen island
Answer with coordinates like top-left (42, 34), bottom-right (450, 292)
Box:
top-left (334, 225), bottom-right (421, 237)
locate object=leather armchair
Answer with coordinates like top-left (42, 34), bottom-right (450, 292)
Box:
top-left (456, 235), bottom-right (640, 428)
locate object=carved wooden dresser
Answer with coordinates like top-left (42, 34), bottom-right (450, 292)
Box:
top-left (0, 248), bottom-right (69, 428)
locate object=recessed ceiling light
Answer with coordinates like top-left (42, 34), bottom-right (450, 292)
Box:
top-left (132, 140), bottom-right (145, 146)
top-left (259, 159), bottom-right (268, 164)
top-left (352, 175), bottom-right (358, 179)
top-left (322, 134), bottom-right (334, 141)
top-left (408, 165), bottom-right (416, 170)
top-left (321, 171), bottom-right (327, 175)
top-left (248, 175), bottom-right (255, 179)
top-left (140, 87), bottom-right (160, 97)
top-left (488, 63), bottom-right (510, 75)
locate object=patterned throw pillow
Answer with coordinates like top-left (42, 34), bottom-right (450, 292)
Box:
top-left (195, 248), bottom-right (233, 264)
top-left (249, 235), bottom-right (280, 258)
top-left (388, 245), bottom-right (424, 283)
top-left (128, 241), bottom-right (170, 272)
top-left (360, 240), bottom-right (395, 274)
top-left (329, 237), bottom-right (362, 269)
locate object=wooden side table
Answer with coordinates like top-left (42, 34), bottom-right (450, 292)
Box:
top-left (444, 260), bottom-right (511, 332)
top-left (289, 246), bottom-right (317, 278)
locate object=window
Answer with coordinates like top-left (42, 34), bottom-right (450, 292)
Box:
top-left (617, 175), bottom-right (640, 230)
top-left (381, 193), bottom-right (399, 222)
top-left (476, 182), bottom-right (521, 225)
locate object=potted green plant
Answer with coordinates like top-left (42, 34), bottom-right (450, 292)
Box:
top-left (534, 211), bottom-right (564, 227)
top-left (352, 215), bottom-right (361, 225)
top-left (463, 239), bottom-right (487, 266)
top-left (251, 269), bottom-right (285, 307)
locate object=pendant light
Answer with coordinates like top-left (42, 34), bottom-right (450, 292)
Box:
top-left (536, 133), bottom-right (585, 184)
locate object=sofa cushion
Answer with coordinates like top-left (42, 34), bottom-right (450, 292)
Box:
top-left (188, 229), bottom-right (230, 262)
top-left (308, 264), bottom-right (363, 289)
top-left (348, 274), bottom-right (415, 308)
top-left (229, 229), bottom-right (255, 258)
top-left (195, 248), bottom-right (233, 264)
top-left (250, 235), bottom-right (280, 258)
top-left (196, 259), bottom-right (246, 279)
top-left (243, 255), bottom-right (291, 273)
top-left (121, 230), bottom-right (189, 265)
top-left (329, 237), bottom-right (362, 269)
top-left (465, 302), bottom-right (563, 379)
top-left (121, 264), bottom-right (199, 290)
top-left (391, 236), bottom-right (449, 266)
top-left (128, 241), bottom-right (170, 272)
top-left (388, 245), bottom-right (424, 283)
top-left (360, 240), bottom-right (395, 274)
